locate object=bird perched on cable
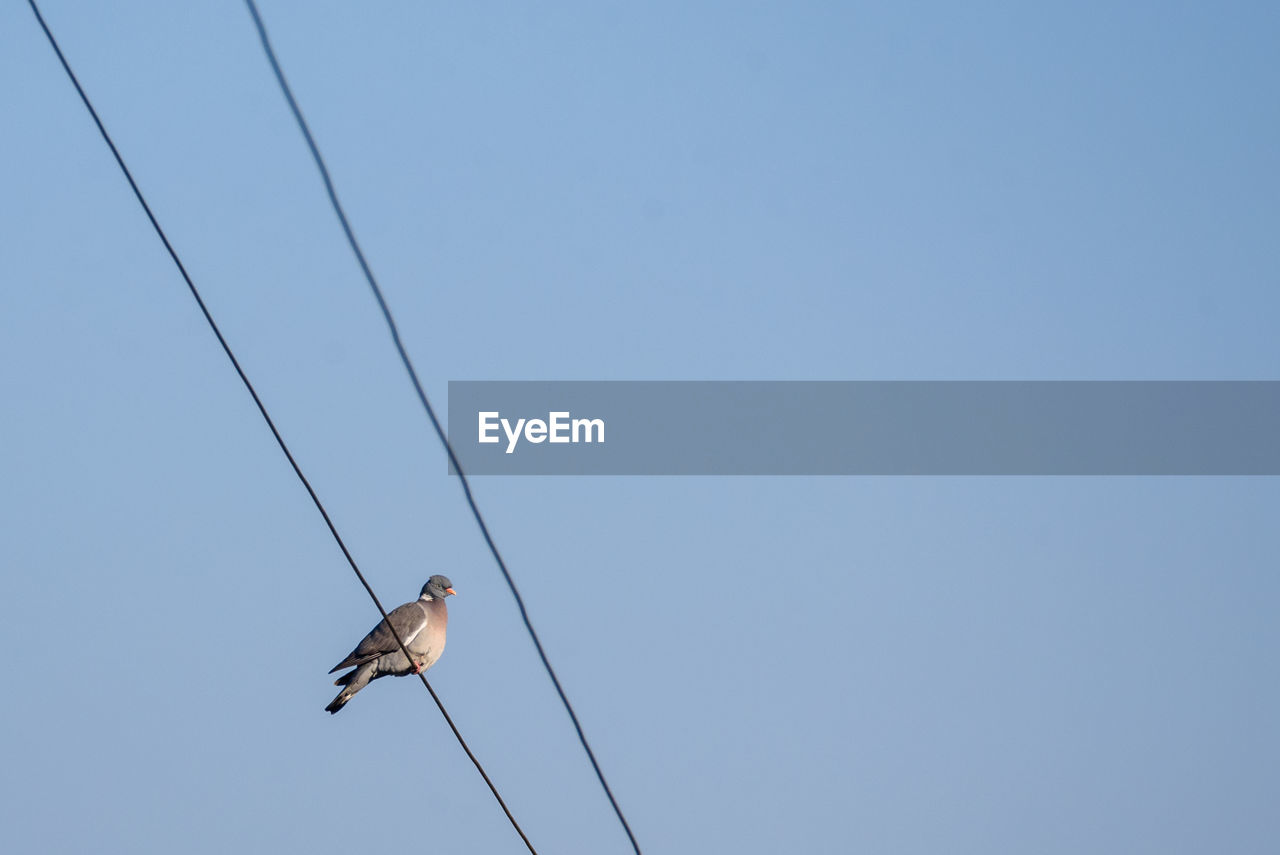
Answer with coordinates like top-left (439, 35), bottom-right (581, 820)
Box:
top-left (325, 575), bottom-right (456, 714)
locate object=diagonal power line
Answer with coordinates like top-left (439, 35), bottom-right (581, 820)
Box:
top-left (24, 2), bottom-right (537, 852)
top-left (241, 3), bottom-right (642, 853)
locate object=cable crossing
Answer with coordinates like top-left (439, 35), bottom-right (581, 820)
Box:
top-left (241, 3), bottom-right (643, 853)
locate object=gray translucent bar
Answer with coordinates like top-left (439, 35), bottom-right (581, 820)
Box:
top-left (446, 381), bottom-right (1280, 475)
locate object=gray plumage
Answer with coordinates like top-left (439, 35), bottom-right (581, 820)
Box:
top-left (325, 575), bottom-right (456, 714)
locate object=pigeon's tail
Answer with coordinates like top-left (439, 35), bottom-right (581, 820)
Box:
top-left (325, 662), bottom-right (375, 714)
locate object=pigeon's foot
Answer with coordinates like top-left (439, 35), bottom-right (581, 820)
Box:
top-left (411, 662), bottom-right (425, 675)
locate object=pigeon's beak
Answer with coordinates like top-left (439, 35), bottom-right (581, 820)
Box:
top-left (446, 587), bottom-right (457, 597)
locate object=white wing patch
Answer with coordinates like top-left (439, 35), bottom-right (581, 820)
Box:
top-left (400, 603), bottom-right (429, 648)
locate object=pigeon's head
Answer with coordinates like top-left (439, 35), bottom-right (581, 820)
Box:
top-left (421, 575), bottom-right (457, 600)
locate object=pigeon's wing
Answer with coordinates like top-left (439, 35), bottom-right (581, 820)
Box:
top-left (328, 601), bottom-right (428, 673)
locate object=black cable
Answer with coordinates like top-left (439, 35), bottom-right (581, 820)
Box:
top-left (241, 4), bottom-right (643, 853)
top-left (24, 3), bottom-right (537, 853)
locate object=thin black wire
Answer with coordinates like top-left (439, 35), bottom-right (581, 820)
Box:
top-left (24, 3), bottom-right (537, 852)
top-left (241, 4), bottom-right (642, 853)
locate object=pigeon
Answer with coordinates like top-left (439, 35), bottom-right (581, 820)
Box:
top-left (325, 575), bottom-right (456, 714)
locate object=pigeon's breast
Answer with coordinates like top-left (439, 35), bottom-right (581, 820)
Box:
top-left (415, 597), bottom-right (449, 667)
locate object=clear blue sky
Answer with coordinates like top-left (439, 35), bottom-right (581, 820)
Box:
top-left (3, 2), bottom-right (1278, 853)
